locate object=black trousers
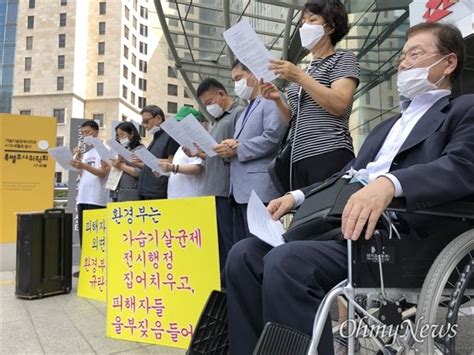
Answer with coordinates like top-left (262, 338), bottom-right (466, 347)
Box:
top-left (231, 199), bottom-right (252, 245)
top-left (215, 196), bottom-right (234, 275)
top-left (225, 236), bottom-right (347, 355)
top-left (77, 203), bottom-right (106, 247)
top-left (292, 148), bottom-right (354, 190)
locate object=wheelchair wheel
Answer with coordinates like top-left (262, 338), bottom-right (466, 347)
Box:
top-left (415, 229), bottom-right (474, 354)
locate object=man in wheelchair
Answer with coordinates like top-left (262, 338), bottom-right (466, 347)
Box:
top-left (224, 22), bottom-right (474, 354)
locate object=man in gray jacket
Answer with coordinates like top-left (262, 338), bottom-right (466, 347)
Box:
top-left (196, 78), bottom-right (244, 274)
top-left (214, 60), bottom-right (287, 245)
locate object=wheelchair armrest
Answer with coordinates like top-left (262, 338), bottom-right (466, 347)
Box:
top-left (387, 198), bottom-right (474, 220)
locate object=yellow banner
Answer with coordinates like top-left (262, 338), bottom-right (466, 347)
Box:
top-left (106, 197), bottom-right (220, 349)
top-left (77, 209), bottom-right (107, 301)
top-left (0, 114), bottom-right (56, 243)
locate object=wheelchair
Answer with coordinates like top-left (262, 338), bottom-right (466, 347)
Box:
top-left (187, 200), bottom-right (473, 355)
top-left (256, 199), bottom-right (474, 355)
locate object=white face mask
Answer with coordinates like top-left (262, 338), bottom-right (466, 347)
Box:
top-left (299, 23), bottom-right (325, 50)
top-left (206, 103), bottom-right (224, 118)
top-left (119, 137), bottom-right (130, 146)
top-left (148, 125), bottom-right (160, 135)
top-left (234, 78), bottom-right (254, 100)
top-left (397, 56), bottom-right (447, 100)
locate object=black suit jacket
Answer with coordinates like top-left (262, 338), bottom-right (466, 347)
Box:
top-left (301, 94), bottom-right (474, 237)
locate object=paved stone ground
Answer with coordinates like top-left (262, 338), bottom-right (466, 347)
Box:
top-left (0, 270), bottom-right (185, 354)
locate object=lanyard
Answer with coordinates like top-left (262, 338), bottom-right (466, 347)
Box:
top-left (235, 99), bottom-right (256, 139)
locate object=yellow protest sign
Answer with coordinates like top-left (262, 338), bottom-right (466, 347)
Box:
top-left (1, 114), bottom-right (56, 244)
top-left (106, 197), bottom-right (220, 349)
top-left (77, 209), bottom-right (107, 301)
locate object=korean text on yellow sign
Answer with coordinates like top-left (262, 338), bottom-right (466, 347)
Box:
top-left (77, 209), bottom-right (107, 301)
top-left (106, 197), bottom-right (220, 349)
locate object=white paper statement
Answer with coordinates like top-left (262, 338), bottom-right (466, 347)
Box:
top-left (48, 146), bottom-right (78, 171)
top-left (160, 116), bottom-right (198, 155)
top-left (223, 19), bottom-right (277, 82)
top-left (83, 136), bottom-right (115, 162)
top-left (180, 116), bottom-right (217, 157)
top-left (247, 190), bottom-right (285, 247)
top-left (133, 147), bottom-right (166, 175)
top-left (106, 139), bottom-right (134, 163)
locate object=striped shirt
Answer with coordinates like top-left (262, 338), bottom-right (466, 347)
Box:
top-left (288, 51), bottom-right (360, 163)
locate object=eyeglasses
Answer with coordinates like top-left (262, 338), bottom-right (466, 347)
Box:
top-left (392, 49), bottom-right (440, 69)
top-left (141, 117), bottom-right (154, 125)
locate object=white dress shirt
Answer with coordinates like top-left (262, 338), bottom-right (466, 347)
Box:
top-left (291, 89), bottom-right (451, 207)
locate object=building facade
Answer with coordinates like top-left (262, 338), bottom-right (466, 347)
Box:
top-left (11, 0), bottom-right (196, 183)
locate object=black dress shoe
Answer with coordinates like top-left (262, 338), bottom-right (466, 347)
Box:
top-left (72, 271), bottom-right (80, 278)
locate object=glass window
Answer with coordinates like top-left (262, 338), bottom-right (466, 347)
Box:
top-left (132, 35), bottom-right (137, 48)
top-left (58, 55), bottom-right (65, 69)
top-left (133, 0), bottom-right (137, 11)
top-left (185, 22), bottom-right (194, 31)
top-left (123, 65), bottom-right (128, 79)
top-left (93, 113), bottom-right (104, 127)
top-left (124, 6), bottom-right (130, 20)
top-left (20, 110), bottom-right (32, 115)
top-left (99, 22), bottom-right (106, 35)
top-left (167, 84), bottom-right (178, 96)
top-left (98, 62), bottom-right (104, 75)
top-left (124, 25), bottom-right (129, 39)
top-left (167, 102), bottom-right (178, 114)
top-left (139, 60), bottom-right (147, 73)
top-left (140, 6), bottom-right (148, 19)
top-left (98, 42), bottom-right (105, 55)
top-left (60, 0), bottom-right (67, 6)
top-left (25, 57), bottom-right (32, 71)
top-left (29, 0), bottom-right (35, 9)
top-left (55, 172), bottom-right (63, 184)
top-left (138, 97), bottom-right (147, 109)
top-left (99, 2), bottom-right (106, 15)
top-left (58, 34), bottom-right (66, 48)
top-left (130, 91), bottom-right (135, 105)
top-left (122, 115), bottom-right (128, 121)
top-left (57, 77), bottom-right (64, 91)
top-left (139, 78), bottom-right (147, 91)
top-left (97, 82), bottom-right (104, 96)
top-left (26, 36), bottom-right (33, 50)
top-left (133, 17), bottom-right (137, 29)
top-left (184, 90), bottom-right (190, 98)
top-left (168, 66), bottom-right (176, 78)
top-left (139, 42), bottom-right (147, 55)
top-left (59, 13), bottom-right (67, 26)
top-left (131, 72), bottom-right (136, 85)
top-left (122, 85), bottom-right (128, 99)
top-left (24, 78), bottom-right (31, 92)
top-left (27, 16), bottom-right (34, 29)
top-left (53, 109), bottom-right (65, 124)
top-left (56, 136), bottom-right (64, 146)
top-left (131, 54), bottom-right (136, 66)
top-left (140, 24), bottom-right (148, 37)
top-left (123, 45), bottom-right (128, 58)
top-left (169, 19), bottom-right (178, 27)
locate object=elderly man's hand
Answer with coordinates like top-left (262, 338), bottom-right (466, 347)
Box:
top-left (341, 177), bottom-right (396, 241)
top-left (267, 194), bottom-right (296, 221)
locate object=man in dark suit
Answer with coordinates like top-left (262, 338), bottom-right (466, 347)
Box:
top-left (225, 22), bottom-right (474, 355)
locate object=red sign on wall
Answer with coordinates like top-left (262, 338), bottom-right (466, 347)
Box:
top-left (423, 0), bottom-right (456, 22)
